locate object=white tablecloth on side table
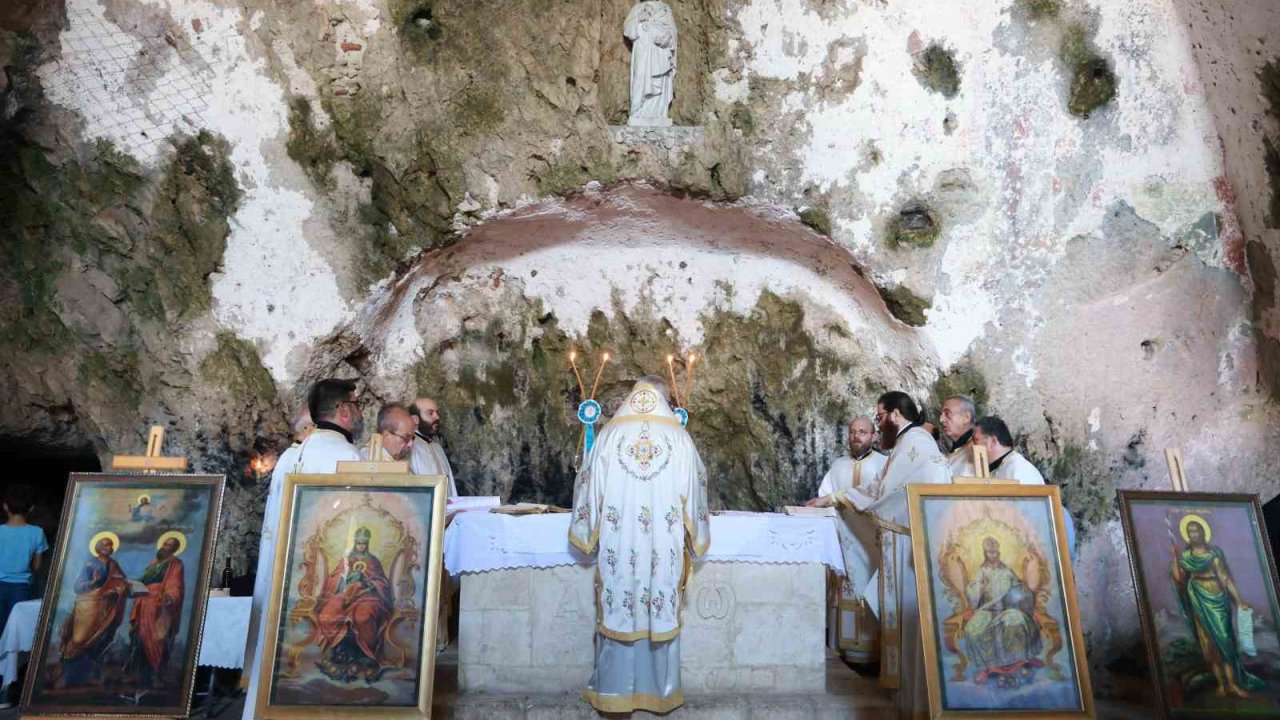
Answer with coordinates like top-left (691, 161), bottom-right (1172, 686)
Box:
top-left (444, 511), bottom-right (845, 576)
top-left (0, 596), bottom-right (251, 690)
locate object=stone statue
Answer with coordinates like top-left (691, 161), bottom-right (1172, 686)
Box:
top-left (624, 0), bottom-right (676, 127)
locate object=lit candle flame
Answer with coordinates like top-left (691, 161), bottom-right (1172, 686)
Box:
top-left (249, 453), bottom-right (277, 478)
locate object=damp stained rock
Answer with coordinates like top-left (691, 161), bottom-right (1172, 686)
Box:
top-left (913, 42), bottom-right (961, 99)
top-left (886, 200), bottom-right (940, 249)
top-left (877, 284), bottom-right (931, 327)
top-left (1018, 0), bottom-right (1062, 21)
top-left (797, 205), bottom-right (832, 237)
top-left (285, 97), bottom-right (341, 189)
top-left (1060, 22), bottom-right (1117, 119)
top-left (933, 361), bottom-right (990, 409)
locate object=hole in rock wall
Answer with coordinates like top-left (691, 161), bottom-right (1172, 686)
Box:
top-left (0, 434), bottom-right (101, 594)
top-left (332, 185), bottom-right (938, 511)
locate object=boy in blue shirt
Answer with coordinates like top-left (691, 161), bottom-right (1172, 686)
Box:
top-left (0, 485), bottom-right (48, 645)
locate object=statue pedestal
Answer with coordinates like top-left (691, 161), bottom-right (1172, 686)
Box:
top-left (609, 124), bottom-right (704, 149)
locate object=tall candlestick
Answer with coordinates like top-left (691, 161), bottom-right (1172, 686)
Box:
top-left (589, 352), bottom-right (611, 398)
top-left (569, 349), bottom-right (586, 398)
top-left (666, 354), bottom-right (682, 407)
top-left (683, 353), bottom-right (697, 407)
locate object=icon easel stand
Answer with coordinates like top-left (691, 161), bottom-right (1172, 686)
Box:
top-left (110, 425), bottom-right (188, 472)
top-left (952, 444), bottom-right (1017, 484)
top-left (1165, 447), bottom-right (1190, 492)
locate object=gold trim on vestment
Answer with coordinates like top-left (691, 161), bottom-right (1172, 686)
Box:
top-left (568, 526), bottom-right (597, 555)
top-left (607, 413), bottom-right (683, 428)
top-left (874, 516), bottom-right (910, 535)
top-left (582, 688), bottom-right (685, 713)
top-left (599, 623), bottom-right (682, 643)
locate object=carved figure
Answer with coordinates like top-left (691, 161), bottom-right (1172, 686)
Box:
top-left (624, 1), bottom-right (676, 126)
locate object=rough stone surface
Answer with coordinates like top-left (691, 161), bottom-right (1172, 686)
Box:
top-left (0, 0), bottom-right (1278, 693)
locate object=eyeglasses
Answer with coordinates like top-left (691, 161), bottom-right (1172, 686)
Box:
top-left (388, 431), bottom-right (414, 443)
top-left (874, 411), bottom-right (888, 423)
top-left (341, 399), bottom-right (363, 410)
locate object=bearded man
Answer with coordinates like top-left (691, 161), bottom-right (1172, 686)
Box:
top-left (127, 535), bottom-right (185, 687)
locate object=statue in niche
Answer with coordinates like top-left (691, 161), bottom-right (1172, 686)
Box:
top-left (624, 0), bottom-right (676, 127)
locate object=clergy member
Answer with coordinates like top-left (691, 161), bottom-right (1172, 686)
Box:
top-left (842, 391), bottom-right (950, 718)
top-left (361, 403), bottom-right (417, 461)
top-left (569, 375), bottom-right (711, 713)
top-left (409, 397), bottom-right (458, 498)
top-left (243, 379), bottom-right (363, 720)
top-left (972, 416), bottom-right (1044, 484)
top-left (972, 415), bottom-right (1077, 559)
top-left (940, 394), bottom-right (977, 477)
top-left (807, 417), bottom-right (886, 664)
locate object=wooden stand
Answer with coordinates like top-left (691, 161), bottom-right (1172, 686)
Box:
top-left (952, 443), bottom-right (1016, 485)
top-left (109, 425), bottom-right (188, 472)
top-left (1165, 447), bottom-right (1190, 491)
top-left (335, 434), bottom-right (410, 474)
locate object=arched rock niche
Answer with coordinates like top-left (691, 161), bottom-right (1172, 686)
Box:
top-left (314, 184), bottom-right (939, 508)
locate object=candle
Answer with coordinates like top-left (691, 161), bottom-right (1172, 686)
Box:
top-left (666, 354), bottom-right (682, 407)
top-left (568, 348), bottom-right (586, 397)
top-left (683, 353), bottom-right (697, 407)
top-left (590, 352), bottom-right (611, 398)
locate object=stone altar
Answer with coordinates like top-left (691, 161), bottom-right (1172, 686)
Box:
top-left (458, 561), bottom-right (827, 694)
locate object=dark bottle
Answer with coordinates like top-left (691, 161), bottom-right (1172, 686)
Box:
top-left (220, 557), bottom-right (233, 589)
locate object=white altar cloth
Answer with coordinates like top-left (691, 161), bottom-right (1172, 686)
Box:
top-left (445, 511), bottom-right (844, 576)
top-left (0, 596), bottom-right (251, 690)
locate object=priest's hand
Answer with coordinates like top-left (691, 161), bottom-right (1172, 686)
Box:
top-left (804, 496), bottom-right (829, 508)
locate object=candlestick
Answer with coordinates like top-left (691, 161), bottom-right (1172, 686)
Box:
top-left (683, 353), bottom-right (698, 407)
top-left (666, 354), bottom-right (682, 408)
top-left (589, 352), bottom-right (611, 399)
top-left (569, 349), bottom-right (586, 398)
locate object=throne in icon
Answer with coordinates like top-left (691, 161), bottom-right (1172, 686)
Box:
top-left (282, 493), bottom-right (422, 676)
top-left (936, 513), bottom-right (1064, 682)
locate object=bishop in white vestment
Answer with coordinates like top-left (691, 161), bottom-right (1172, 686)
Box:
top-left (409, 397), bottom-right (458, 498)
top-left (569, 376), bottom-right (711, 713)
top-left (242, 380), bottom-right (363, 720)
top-left (843, 392), bottom-right (950, 720)
top-left (808, 417), bottom-right (887, 663)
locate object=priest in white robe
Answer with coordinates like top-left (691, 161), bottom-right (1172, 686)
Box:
top-left (807, 416), bottom-right (886, 663)
top-left (242, 379), bottom-right (363, 720)
top-left (569, 375), bottom-right (711, 713)
top-left (360, 403), bottom-right (417, 461)
top-left (940, 395), bottom-right (977, 478)
top-left (973, 416), bottom-right (1076, 560)
top-left (409, 397), bottom-right (458, 498)
top-left (842, 391), bottom-right (950, 719)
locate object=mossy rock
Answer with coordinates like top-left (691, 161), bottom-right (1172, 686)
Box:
top-left (1259, 58), bottom-right (1280, 120)
top-left (1067, 56), bottom-right (1118, 118)
top-left (199, 332), bottom-right (277, 404)
top-left (877, 284), bottom-right (931, 327)
top-left (1018, 0), bottom-right (1062, 21)
top-left (885, 201), bottom-right (940, 249)
top-left (913, 43), bottom-right (961, 99)
top-left (934, 362), bottom-right (989, 409)
top-left (796, 206), bottom-right (832, 237)
top-left (286, 97), bottom-right (340, 189)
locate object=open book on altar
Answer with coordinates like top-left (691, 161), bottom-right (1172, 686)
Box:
top-left (448, 496), bottom-right (501, 512)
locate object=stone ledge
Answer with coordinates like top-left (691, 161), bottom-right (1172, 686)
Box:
top-left (609, 124), bottom-right (706, 148)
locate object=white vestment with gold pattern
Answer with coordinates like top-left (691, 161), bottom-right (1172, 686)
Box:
top-left (817, 452), bottom-right (887, 662)
top-left (569, 382), bottom-right (711, 713)
top-left (844, 424), bottom-right (950, 719)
